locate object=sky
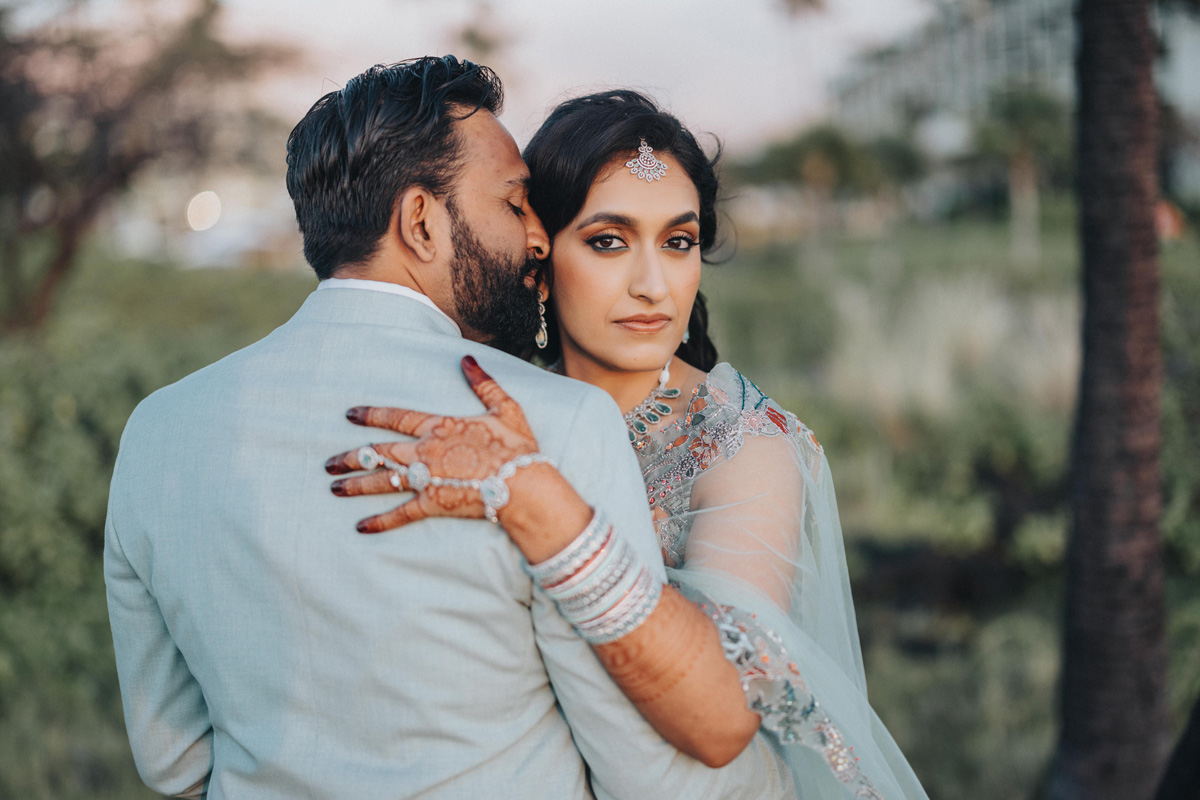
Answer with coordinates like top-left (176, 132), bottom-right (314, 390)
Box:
top-left (12, 0), bottom-right (934, 262)
top-left (222, 0), bottom-right (932, 153)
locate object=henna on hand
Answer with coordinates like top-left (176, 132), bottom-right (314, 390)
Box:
top-left (325, 356), bottom-right (542, 532)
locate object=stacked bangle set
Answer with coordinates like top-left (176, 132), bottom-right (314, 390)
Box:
top-left (528, 510), bottom-right (663, 645)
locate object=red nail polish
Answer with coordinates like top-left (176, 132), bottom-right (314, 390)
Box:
top-left (346, 407), bottom-right (363, 423)
top-left (330, 480), bottom-right (346, 495)
top-left (462, 355), bottom-right (485, 384)
top-left (356, 521), bottom-right (370, 533)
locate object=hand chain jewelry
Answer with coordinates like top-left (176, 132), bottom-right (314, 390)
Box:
top-left (527, 509), bottom-right (663, 645)
top-left (624, 362), bottom-right (682, 443)
top-left (356, 446), bottom-right (554, 524)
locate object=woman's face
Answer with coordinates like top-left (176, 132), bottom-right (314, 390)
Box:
top-left (549, 152), bottom-right (702, 376)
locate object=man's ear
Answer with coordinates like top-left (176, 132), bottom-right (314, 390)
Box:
top-left (395, 186), bottom-right (444, 263)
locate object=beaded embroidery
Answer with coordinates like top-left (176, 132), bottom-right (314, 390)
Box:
top-left (685, 588), bottom-right (883, 800)
top-left (624, 363), bottom-right (681, 443)
top-left (640, 364), bottom-right (881, 798)
top-left (636, 364), bottom-right (822, 561)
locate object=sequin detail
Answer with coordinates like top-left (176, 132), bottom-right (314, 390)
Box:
top-left (690, 590), bottom-right (883, 800)
top-left (635, 365), bottom-right (822, 565)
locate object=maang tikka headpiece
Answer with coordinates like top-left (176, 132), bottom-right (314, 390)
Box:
top-left (626, 139), bottom-right (668, 182)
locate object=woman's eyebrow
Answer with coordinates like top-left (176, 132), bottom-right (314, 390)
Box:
top-left (574, 211), bottom-right (635, 230)
top-left (573, 210), bottom-right (699, 231)
top-left (666, 211), bottom-right (699, 227)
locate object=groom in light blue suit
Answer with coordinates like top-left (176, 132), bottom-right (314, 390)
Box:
top-left (105, 56), bottom-right (788, 799)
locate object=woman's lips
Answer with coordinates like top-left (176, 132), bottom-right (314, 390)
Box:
top-left (615, 315), bottom-right (671, 333)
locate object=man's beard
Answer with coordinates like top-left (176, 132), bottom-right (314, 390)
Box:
top-left (448, 206), bottom-right (541, 349)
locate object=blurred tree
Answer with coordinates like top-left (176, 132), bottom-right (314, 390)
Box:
top-left (453, 1), bottom-right (510, 65)
top-left (866, 134), bottom-right (926, 188)
top-left (1158, 0), bottom-right (1200, 12)
top-left (733, 124), bottom-right (886, 195)
top-left (973, 86), bottom-right (1071, 266)
top-left (731, 124), bottom-right (890, 241)
top-left (1047, 0), bottom-right (1170, 797)
top-left (0, 0), bottom-right (293, 333)
top-left (1155, 693), bottom-right (1200, 799)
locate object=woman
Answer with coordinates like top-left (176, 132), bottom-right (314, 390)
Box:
top-left (327, 91), bottom-right (927, 799)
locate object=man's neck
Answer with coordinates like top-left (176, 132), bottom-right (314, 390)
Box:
top-left (331, 263), bottom-right (420, 292)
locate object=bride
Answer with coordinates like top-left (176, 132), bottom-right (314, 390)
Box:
top-left (326, 90), bottom-right (927, 799)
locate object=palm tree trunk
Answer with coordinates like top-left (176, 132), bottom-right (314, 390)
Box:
top-left (1046, 0), bottom-right (1170, 798)
top-left (1155, 692), bottom-right (1200, 800)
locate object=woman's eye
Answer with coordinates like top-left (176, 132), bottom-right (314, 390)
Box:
top-left (665, 235), bottom-right (697, 251)
top-left (587, 235), bottom-right (626, 251)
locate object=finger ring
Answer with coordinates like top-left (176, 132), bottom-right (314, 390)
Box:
top-left (389, 472), bottom-right (403, 489)
top-left (407, 462), bottom-right (431, 492)
top-left (357, 446), bottom-right (383, 470)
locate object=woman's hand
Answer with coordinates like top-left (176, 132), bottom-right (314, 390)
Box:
top-left (326, 354), bottom-right (591, 561)
top-left (325, 355), bottom-right (540, 532)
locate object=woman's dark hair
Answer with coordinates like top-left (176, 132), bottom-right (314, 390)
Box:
top-left (286, 55), bottom-right (502, 279)
top-left (522, 90), bottom-right (722, 371)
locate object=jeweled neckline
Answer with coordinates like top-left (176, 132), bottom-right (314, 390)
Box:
top-left (631, 381), bottom-right (707, 454)
top-left (629, 363), bottom-right (742, 455)
top-left (624, 363), bottom-right (682, 443)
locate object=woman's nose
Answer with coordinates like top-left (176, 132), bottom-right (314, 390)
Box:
top-left (629, 249), bottom-right (670, 303)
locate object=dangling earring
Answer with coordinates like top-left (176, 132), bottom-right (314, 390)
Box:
top-left (535, 296), bottom-right (549, 350)
top-left (681, 327), bottom-right (691, 345)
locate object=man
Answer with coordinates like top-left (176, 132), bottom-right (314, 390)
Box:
top-left (105, 56), bottom-right (787, 799)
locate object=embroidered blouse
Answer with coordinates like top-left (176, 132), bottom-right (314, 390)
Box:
top-left (634, 363), bottom-right (922, 799)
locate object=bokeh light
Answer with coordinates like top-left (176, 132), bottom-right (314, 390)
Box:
top-left (186, 191), bottom-right (222, 231)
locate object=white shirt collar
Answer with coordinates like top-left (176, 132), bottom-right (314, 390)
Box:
top-left (316, 277), bottom-right (461, 336)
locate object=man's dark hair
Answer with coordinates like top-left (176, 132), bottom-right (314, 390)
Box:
top-left (285, 56), bottom-right (502, 279)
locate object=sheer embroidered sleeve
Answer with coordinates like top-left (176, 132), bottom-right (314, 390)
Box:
top-left (637, 364), bottom-right (924, 798)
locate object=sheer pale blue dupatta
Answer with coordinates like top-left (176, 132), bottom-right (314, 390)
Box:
top-left (640, 364), bottom-right (928, 800)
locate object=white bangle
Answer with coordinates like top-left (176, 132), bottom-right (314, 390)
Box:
top-left (527, 509), bottom-right (610, 585)
top-left (529, 511), bottom-right (662, 645)
top-left (574, 567), bottom-right (662, 644)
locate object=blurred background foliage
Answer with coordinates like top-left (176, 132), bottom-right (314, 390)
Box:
top-left (2, 0), bottom-right (1199, 798)
top-left (5, 214), bottom-right (1198, 800)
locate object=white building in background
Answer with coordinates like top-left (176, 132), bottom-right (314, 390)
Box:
top-left (829, 0), bottom-right (1200, 198)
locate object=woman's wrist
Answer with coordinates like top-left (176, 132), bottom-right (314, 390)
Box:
top-left (496, 463), bottom-right (593, 563)
top-left (528, 508), bottom-right (663, 645)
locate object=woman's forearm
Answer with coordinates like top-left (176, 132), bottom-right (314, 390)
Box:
top-left (593, 587), bottom-right (762, 767)
top-left (500, 467), bottom-right (761, 767)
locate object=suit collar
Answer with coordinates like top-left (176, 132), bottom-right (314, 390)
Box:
top-left (316, 278), bottom-right (461, 335)
top-left (293, 284), bottom-right (464, 338)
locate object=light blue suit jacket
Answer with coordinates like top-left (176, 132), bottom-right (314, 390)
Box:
top-left (105, 287), bottom-right (789, 800)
